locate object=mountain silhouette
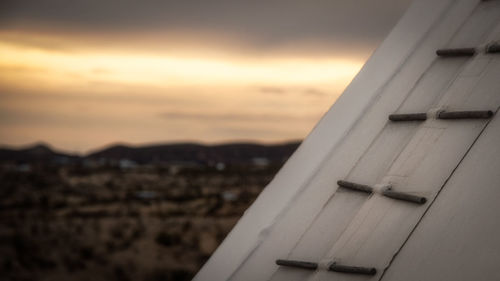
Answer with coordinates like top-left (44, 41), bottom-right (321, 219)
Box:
top-left (0, 143), bottom-right (79, 164)
top-left (0, 141), bottom-right (301, 165)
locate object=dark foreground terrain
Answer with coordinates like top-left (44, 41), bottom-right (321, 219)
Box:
top-left (0, 153), bottom-right (290, 281)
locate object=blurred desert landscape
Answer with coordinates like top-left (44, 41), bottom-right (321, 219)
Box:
top-left (0, 1), bottom-right (413, 280)
top-left (0, 142), bottom-right (299, 281)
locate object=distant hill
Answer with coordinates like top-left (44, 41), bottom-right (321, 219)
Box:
top-left (0, 141), bottom-right (301, 166)
top-left (0, 143), bottom-right (80, 164)
top-left (87, 142), bottom-right (301, 165)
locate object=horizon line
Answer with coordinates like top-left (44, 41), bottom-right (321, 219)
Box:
top-left (0, 139), bottom-right (303, 156)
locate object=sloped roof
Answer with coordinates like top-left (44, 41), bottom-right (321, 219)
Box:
top-left (194, 0), bottom-right (500, 280)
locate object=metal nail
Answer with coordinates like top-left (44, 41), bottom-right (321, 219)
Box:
top-left (437, 110), bottom-right (493, 120)
top-left (337, 180), bottom-right (373, 194)
top-left (276, 259), bottom-right (318, 270)
top-left (389, 113), bottom-right (427, 122)
top-left (329, 263), bottom-right (377, 275)
top-left (436, 48), bottom-right (476, 57)
top-left (382, 189), bottom-right (427, 204)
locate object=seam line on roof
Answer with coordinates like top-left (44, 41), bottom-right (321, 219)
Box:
top-left (347, 0), bottom-right (479, 183)
top-left (225, 0), bottom-right (470, 279)
top-left (443, 0), bottom-right (482, 48)
top-left (231, 33), bottom-right (427, 280)
top-left (272, 0), bottom-right (468, 280)
top-left (306, 0), bottom-right (466, 268)
top-left (378, 105), bottom-right (500, 281)
top-left (394, 2), bottom-right (486, 115)
top-left (329, 0), bottom-right (481, 278)
top-left (280, 1), bottom-right (471, 279)
top-left (475, 1), bottom-right (500, 46)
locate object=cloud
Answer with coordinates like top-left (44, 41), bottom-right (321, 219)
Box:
top-left (0, 0), bottom-right (413, 152)
top-left (0, 0), bottom-right (413, 55)
top-left (0, 64), bottom-right (46, 73)
top-left (91, 67), bottom-right (112, 75)
top-left (159, 111), bottom-right (319, 122)
top-left (258, 85), bottom-right (330, 98)
top-left (258, 86), bottom-right (286, 95)
top-left (302, 88), bottom-right (328, 97)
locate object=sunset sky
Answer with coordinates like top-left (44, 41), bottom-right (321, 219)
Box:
top-left (0, 0), bottom-right (412, 153)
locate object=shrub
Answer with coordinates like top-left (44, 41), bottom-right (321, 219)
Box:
top-left (155, 231), bottom-right (180, 247)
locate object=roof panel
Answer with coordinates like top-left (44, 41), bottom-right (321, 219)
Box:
top-left (381, 90), bottom-right (500, 281)
top-left (194, 0), bottom-right (500, 280)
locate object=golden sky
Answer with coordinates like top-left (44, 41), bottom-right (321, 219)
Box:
top-left (0, 0), bottom-right (411, 153)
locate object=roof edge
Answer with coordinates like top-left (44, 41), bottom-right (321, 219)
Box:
top-left (193, 0), bottom-right (467, 279)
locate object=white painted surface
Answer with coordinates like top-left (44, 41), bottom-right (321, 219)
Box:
top-left (381, 65), bottom-right (500, 281)
top-left (194, 0), bottom-right (452, 278)
top-left (194, 0), bottom-right (500, 280)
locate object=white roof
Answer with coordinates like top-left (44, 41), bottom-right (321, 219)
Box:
top-left (194, 0), bottom-right (500, 280)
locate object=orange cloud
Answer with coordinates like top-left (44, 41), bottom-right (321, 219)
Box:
top-left (0, 31), bottom-right (363, 152)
